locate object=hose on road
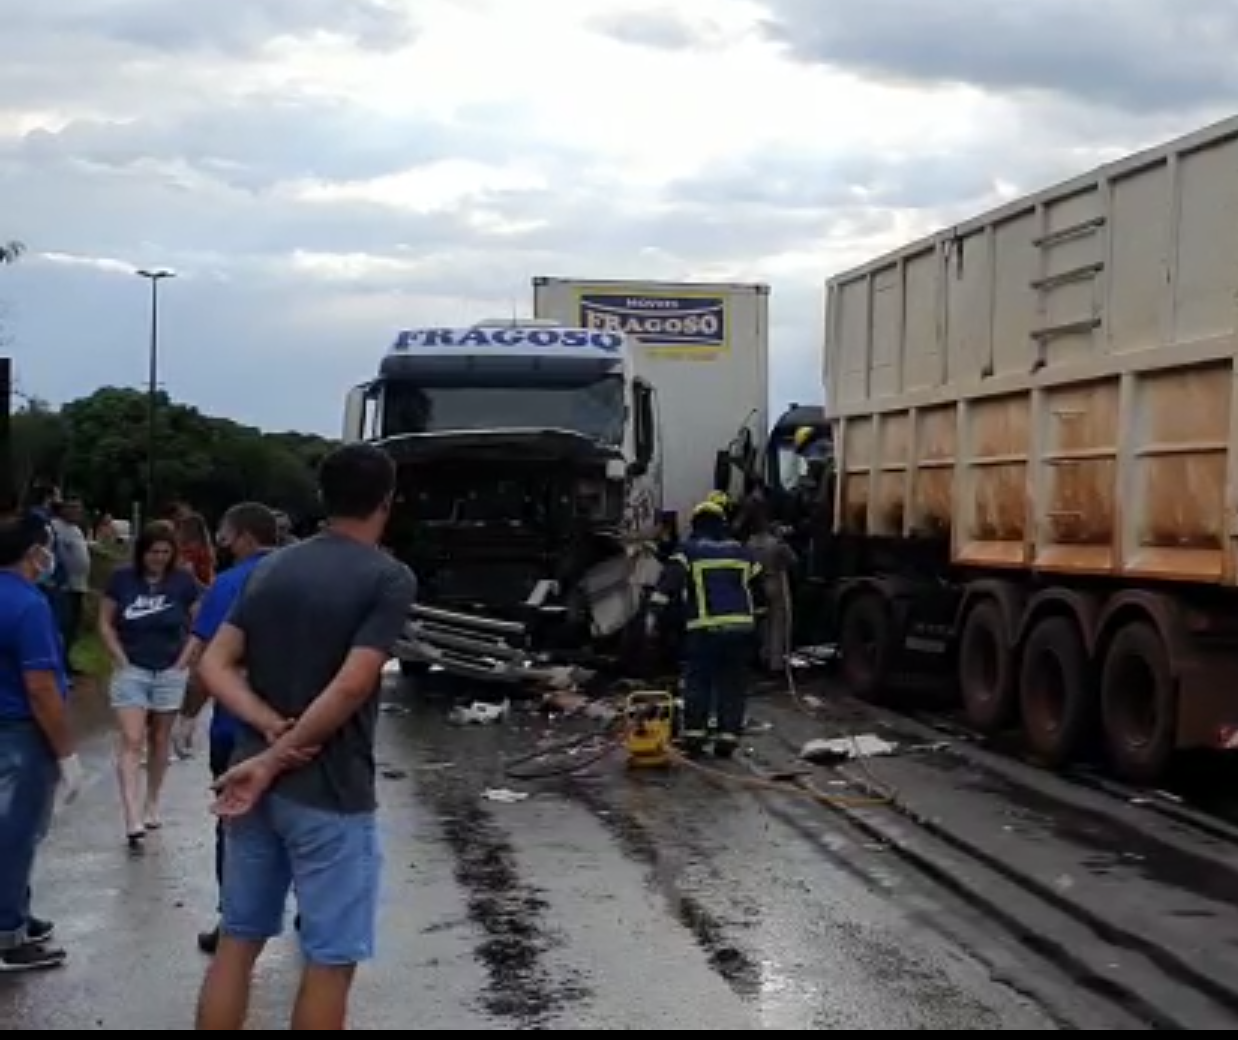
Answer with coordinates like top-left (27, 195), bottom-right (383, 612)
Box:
top-left (502, 566), bottom-right (897, 809)
top-left (500, 703), bottom-right (896, 810)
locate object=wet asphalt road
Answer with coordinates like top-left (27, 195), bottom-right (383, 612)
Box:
top-left (2, 676), bottom-right (1131, 1030)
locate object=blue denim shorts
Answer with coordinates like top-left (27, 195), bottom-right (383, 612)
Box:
top-left (221, 794), bottom-right (382, 966)
top-left (109, 666), bottom-right (189, 713)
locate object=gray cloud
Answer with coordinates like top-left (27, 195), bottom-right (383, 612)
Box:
top-left (0, 0), bottom-right (417, 115)
top-left (8, 0), bottom-right (414, 56)
top-left (586, 9), bottom-right (701, 50)
top-left (4, 1), bottom-right (1229, 437)
top-left (6, 99), bottom-right (538, 192)
top-left (756, 0), bottom-right (1238, 113)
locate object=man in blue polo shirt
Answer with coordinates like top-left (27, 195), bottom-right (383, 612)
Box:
top-left (0, 512), bottom-right (83, 973)
top-left (177, 502), bottom-right (280, 955)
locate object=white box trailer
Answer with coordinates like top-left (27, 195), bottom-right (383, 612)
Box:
top-left (821, 114), bottom-right (1238, 783)
top-left (533, 277), bottom-right (770, 527)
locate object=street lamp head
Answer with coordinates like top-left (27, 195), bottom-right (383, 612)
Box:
top-left (136, 268), bottom-right (176, 281)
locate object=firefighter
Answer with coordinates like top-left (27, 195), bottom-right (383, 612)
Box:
top-left (706, 490), bottom-right (735, 526)
top-left (648, 499), bottom-right (764, 758)
top-left (793, 424), bottom-right (829, 462)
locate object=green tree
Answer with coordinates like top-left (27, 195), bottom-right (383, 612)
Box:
top-left (11, 397), bottom-right (66, 495)
top-left (14, 387), bottom-right (335, 523)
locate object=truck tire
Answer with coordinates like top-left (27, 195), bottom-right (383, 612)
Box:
top-left (958, 600), bottom-right (1017, 734)
top-left (838, 592), bottom-right (894, 703)
top-left (1100, 622), bottom-right (1176, 785)
top-left (1018, 616), bottom-right (1092, 768)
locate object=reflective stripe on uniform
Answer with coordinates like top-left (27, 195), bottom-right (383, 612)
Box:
top-left (685, 558), bottom-right (758, 631)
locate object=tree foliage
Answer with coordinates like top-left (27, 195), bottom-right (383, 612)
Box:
top-left (12, 387), bottom-right (336, 523)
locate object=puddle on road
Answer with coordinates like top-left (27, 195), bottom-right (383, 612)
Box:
top-left (432, 791), bottom-right (590, 1026)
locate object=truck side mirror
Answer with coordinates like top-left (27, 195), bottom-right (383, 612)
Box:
top-left (633, 381), bottom-right (655, 467)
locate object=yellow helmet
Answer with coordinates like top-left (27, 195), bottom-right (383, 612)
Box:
top-left (793, 425), bottom-right (817, 450)
top-left (692, 499), bottom-right (726, 520)
top-left (706, 490), bottom-right (731, 508)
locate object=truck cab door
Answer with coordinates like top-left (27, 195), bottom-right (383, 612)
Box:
top-left (343, 382), bottom-right (380, 442)
top-left (714, 416), bottom-right (758, 501)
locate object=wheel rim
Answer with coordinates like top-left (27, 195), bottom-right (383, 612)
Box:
top-left (1108, 652), bottom-right (1158, 751)
top-left (844, 610), bottom-right (880, 684)
top-left (967, 625), bottom-right (1000, 707)
top-left (1026, 646), bottom-right (1067, 737)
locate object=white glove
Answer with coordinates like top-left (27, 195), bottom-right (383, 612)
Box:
top-left (56, 754), bottom-right (84, 808)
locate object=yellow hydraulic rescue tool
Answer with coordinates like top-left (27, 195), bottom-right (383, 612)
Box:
top-left (623, 690), bottom-right (676, 768)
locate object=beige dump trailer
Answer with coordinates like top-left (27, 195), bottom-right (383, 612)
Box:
top-left (822, 115), bottom-right (1238, 782)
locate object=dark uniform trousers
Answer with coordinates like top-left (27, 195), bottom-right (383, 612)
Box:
top-left (682, 627), bottom-right (753, 743)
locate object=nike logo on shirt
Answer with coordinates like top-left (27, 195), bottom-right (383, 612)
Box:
top-left (123, 595), bottom-right (173, 622)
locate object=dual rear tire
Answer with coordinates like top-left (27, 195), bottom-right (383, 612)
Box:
top-left (956, 604), bottom-right (1177, 784)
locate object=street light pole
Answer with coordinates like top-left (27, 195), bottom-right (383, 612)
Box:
top-left (136, 269), bottom-right (174, 522)
top-left (0, 356), bottom-right (13, 512)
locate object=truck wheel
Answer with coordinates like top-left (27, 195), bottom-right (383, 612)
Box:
top-left (1018, 616), bottom-right (1092, 768)
top-left (958, 600), bottom-right (1017, 734)
top-left (1100, 622), bottom-right (1176, 785)
top-left (838, 593), bottom-right (894, 703)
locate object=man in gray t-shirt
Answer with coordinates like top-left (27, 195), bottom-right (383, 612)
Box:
top-left (193, 444), bottom-right (416, 1032)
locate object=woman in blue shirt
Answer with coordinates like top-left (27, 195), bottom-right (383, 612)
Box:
top-left (0, 512), bottom-right (82, 972)
top-left (99, 523), bottom-right (200, 847)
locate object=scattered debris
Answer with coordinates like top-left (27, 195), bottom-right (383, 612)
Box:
top-left (450, 700), bottom-right (511, 725)
top-left (790, 644), bottom-right (839, 668)
top-left (544, 689), bottom-right (588, 715)
top-left (800, 734), bottom-right (899, 764)
top-left (482, 787), bottom-right (530, 804)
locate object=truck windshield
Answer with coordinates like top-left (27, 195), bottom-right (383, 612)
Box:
top-left (382, 374), bottom-right (625, 444)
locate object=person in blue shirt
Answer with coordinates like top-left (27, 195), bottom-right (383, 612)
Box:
top-left (177, 502), bottom-right (280, 955)
top-left (0, 512), bottom-right (83, 973)
top-left (98, 523), bottom-right (200, 847)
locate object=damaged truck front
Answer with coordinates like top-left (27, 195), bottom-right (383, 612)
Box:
top-left (342, 321), bottom-right (662, 683)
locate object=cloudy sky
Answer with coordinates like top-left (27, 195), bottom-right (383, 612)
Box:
top-left (1, 0), bottom-right (1233, 436)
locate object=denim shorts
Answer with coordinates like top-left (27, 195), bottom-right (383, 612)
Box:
top-left (109, 666), bottom-right (189, 713)
top-left (221, 794), bottom-right (382, 966)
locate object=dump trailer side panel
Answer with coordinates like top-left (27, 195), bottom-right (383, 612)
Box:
top-left (533, 277), bottom-right (770, 526)
top-left (825, 116), bottom-right (1238, 586)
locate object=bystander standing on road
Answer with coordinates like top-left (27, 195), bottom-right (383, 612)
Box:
top-left (173, 502), bottom-right (280, 955)
top-left (49, 498), bottom-right (91, 670)
top-left (98, 524), bottom-right (200, 847)
top-left (0, 513), bottom-right (83, 972)
top-left (273, 510), bottom-right (299, 547)
top-left (176, 513), bottom-right (217, 589)
top-left (194, 444), bottom-right (416, 1031)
